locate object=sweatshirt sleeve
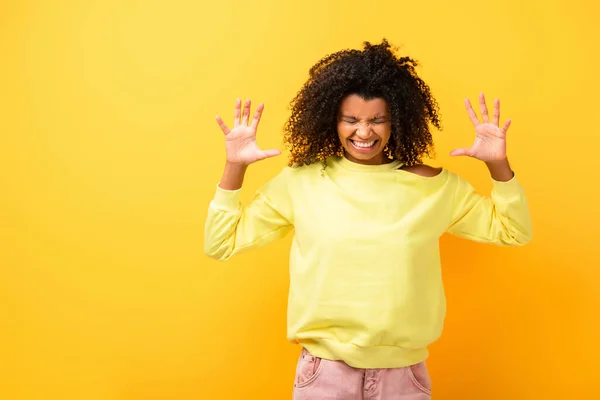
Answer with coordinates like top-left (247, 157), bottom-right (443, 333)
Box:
top-left (446, 172), bottom-right (533, 246)
top-left (204, 167), bottom-right (294, 261)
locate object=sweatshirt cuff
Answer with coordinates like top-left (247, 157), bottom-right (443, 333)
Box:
top-left (210, 183), bottom-right (242, 212)
top-left (491, 174), bottom-right (524, 199)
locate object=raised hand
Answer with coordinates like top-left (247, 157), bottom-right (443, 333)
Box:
top-left (450, 93), bottom-right (512, 162)
top-left (216, 98), bottom-right (281, 166)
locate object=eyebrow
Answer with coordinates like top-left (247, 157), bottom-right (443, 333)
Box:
top-left (340, 114), bottom-right (389, 119)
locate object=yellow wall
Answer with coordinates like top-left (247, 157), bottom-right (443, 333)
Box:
top-left (1, 0), bottom-right (599, 399)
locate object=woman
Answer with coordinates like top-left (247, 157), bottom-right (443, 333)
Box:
top-left (204, 39), bottom-right (533, 399)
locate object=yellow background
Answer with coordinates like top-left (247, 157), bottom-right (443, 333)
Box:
top-left (1, 0), bottom-right (599, 399)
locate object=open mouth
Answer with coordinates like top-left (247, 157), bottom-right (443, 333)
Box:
top-left (350, 139), bottom-right (378, 151)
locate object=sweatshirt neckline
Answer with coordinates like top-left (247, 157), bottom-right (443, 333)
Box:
top-left (335, 156), bottom-right (403, 172)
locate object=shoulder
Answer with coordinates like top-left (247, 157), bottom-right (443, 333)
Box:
top-left (264, 162), bottom-right (321, 188)
top-left (399, 164), bottom-right (444, 178)
top-left (285, 160), bottom-right (326, 176)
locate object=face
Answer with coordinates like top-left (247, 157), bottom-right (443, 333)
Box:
top-left (336, 94), bottom-right (392, 165)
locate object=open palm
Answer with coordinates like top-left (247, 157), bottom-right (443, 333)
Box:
top-left (450, 93), bottom-right (511, 162)
top-left (216, 98), bottom-right (280, 166)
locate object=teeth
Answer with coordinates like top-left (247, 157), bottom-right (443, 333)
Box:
top-left (352, 140), bottom-right (375, 148)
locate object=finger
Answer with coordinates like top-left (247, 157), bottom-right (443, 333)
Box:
top-left (242, 98), bottom-right (251, 126)
top-left (479, 93), bottom-right (490, 124)
top-left (449, 148), bottom-right (472, 157)
top-left (464, 98), bottom-right (479, 127)
top-left (502, 118), bottom-right (512, 134)
top-left (215, 115), bottom-right (230, 135)
top-left (257, 148), bottom-right (281, 160)
top-left (234, 98), bottom-right (241, 128)
top-left (493, 98), bottom-right (500, 126)
top-left (251, 103), bottom-right (265, 130)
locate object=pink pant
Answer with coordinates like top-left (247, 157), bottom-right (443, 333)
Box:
top-left (293, 347), bottom-right (432, 399)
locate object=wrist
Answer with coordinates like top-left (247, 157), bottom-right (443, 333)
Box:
top-left (219, 162), bottom-right (248, 191)
top-left (484, 157), bottom-right (509, 167)
top-left (485, 158), bottom-right (514, 182)
top-left (224, 161), bottom-right (249, 171)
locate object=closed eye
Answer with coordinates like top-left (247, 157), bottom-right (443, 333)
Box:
top-left (340, 116), bottom-right (389, 124)
top-left (372, 119), bottom-right (387, 124)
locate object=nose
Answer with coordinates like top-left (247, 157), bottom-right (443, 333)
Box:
top-left (355, 124), bottom-right (371, 139)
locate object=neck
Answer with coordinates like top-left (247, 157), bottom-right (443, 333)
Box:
top-left (344, 152), bottom-right (391, 166)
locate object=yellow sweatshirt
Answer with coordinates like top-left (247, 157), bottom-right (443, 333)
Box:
top-left (204, 156), bottom-right (533, 368)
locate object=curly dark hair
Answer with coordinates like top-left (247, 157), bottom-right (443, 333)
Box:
top-left (283, 38), bottom-right (442, 167)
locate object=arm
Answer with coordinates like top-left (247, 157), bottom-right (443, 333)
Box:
top-left (205, 98), bottom-right (290, 260)
top-left (446, 168), bottom-right (533, 246)
top-left (205, 167), bottom-right (293, 260)
top-left (447, 93), bottom-right (533, 245)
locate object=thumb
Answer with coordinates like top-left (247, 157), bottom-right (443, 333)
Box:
top-left (449, 148), bottom-right (471, 157)
top-left (257, 149), bottom-right (281, 161)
